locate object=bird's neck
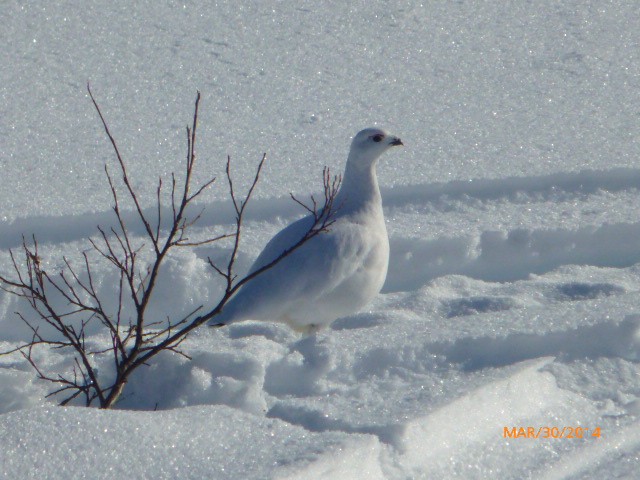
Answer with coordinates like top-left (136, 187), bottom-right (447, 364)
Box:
top-left (335, 159), bottom-right (382, 215)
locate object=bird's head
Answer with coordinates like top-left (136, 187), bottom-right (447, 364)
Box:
top-left (347, 128), bottom-right (403, 170)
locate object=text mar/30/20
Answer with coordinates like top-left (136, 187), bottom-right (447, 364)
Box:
top-left (503, 426), bottom-right (602, 439)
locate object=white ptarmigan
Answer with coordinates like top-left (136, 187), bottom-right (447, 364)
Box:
top-left (211, 128), bottom-right (403, 333)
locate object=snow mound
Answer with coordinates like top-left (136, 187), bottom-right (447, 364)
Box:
top-left (0, 405), bottom-right (384, 480)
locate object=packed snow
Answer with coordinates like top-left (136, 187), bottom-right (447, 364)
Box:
top-left (2, 1), bottom-right (640, 479)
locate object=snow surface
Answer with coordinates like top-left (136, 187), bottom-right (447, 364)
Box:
top-left (2, 1), bottom-right (640, 478)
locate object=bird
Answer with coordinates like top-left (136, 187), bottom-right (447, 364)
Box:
top-left (211, 128), bottom-right (403, 333)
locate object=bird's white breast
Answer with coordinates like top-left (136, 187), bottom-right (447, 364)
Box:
top-left (284, 205), bottom-right (389, 329)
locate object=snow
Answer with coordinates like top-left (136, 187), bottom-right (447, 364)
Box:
top-left (2, 0), bottom-right (640, 479)
top-left (0, 405), bottom-right (384, 480)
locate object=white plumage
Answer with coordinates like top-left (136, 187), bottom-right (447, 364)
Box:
top-left (212, 128), bottom-right (403, 333)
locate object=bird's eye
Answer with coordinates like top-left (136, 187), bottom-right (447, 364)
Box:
top-left (372, 134), bottom-right (384, 143)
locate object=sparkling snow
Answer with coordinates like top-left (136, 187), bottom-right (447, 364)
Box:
top-left (2, 1), bottom-right (640, 479)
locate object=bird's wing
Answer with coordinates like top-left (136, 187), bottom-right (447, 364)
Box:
top-left (220, 219), bottom-right (369, 323)
top-left (248, 214), bottom-right (317, 275)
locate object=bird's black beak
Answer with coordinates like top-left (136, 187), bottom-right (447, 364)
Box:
top-left (390, 137), bottom-right (403, 146)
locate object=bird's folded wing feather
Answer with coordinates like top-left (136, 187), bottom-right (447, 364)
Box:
top-left (223, 216), bottom-right (369, 321)
top-left (248, 215), bottom-right (317, 275)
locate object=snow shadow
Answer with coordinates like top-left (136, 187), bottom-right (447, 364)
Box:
top-left (0, 196), bottom-right (297, 249)
top-left (430, 315), bottom-right (640, 371)
top-left (266, 403), bottom-right (402, 445)
top-left (1, 167), bottom-right (638, 249)
top-left (386, 222), bottom-right (640, 292)
top-left (382, 166), bottom-right (640, 208)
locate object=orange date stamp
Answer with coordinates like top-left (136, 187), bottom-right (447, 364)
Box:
top-left (503, 426), bottom-right (602, 439)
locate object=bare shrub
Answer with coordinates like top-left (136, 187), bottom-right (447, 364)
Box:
top-left (0, 86), bottom-right (340, 408)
